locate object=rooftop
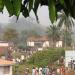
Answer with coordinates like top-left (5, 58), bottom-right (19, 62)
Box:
top-left (0, 59), bottom-right (14, 66)
top-left (27, 36), bottom-right (49, 41)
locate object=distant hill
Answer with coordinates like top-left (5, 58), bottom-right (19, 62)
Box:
top-left (5, 17), bottom-right (47, 35)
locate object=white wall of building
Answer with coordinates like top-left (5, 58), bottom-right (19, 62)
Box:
top-left (38, 48), bottom-right (43, 51)
top-left (43, 41), bottom-right (49, 47)
top-left (0, 43), bottom-right (9, 47)
top-left (0, 66), bottom-right (12, 75)
top-left (65, 51), bottom-right (75, 67)
top-left (27, 41), bottom-right (34, 46)
top-left (56, 41), bottom-right (62, 47)
top-left (0, 66), bottom-right (3, 75)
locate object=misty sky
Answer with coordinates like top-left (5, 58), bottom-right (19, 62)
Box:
top-left (0, 6), bottom-right (50, 26)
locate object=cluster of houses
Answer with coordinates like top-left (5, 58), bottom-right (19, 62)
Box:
top-left (0, 36), bottom-right (63, 75)
top-left (26, 36), bottom-right (63, 53)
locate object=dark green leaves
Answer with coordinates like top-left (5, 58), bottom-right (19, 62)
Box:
top-left (4, 0), bottom-right (13, 16)
top-left (59, 0), bottom-right (65, 5)
top-left (48, 0), bottom-right (56, 23)
top-left (0, 0), bottom-right (75, 23)
top-left (32, 0), bottom-right (40, 21)
top-left (22, 7), bottom-right (29, 17)
top-left (3, 0), bottom-right (22, 17)
top-left (12, 0), bottom-right (22, 17)
top-left (29, 0), bottom-right (33, 12)
top-left (0, 0), bottom-right (4, 12)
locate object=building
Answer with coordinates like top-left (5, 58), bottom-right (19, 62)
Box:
top-left (0, 41), bottom-right (14, 60)
top-left (0, 59), bottom-right (14, 75)
top-left (65, 51), bottom-right (75, 69)
top-left (0, 41), bottom-right (14, 53)
top-left (56, 40), bottom-right (63, 47)
top-left (27, 36), bottom-right (63, 51)
top-left (27, 36), bottom-right (50, 51)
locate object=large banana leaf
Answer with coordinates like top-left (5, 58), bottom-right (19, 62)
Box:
top-left (0, 0), bottom-right (75, 23)
top-left (48, 0), bottom-right (56, 23)
top-left (33, 0), bottom-right (40, 21)
top-left (4, 0), bottom-right (13, 16)
top-left (0, 0), bottom-right (4, 12)
top-left (12, 0), bottom-right (22, 17)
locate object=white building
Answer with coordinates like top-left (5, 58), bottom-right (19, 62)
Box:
top-left (65, 51), bottom-right (75, 68)
top-left (0, 59), bottom-right (14, 75)
top-left (56, 41), bottom-right (63, 47)
top-left (27, 36), bottom-right (50, 51)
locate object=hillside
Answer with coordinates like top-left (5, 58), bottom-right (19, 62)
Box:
top-left (5, 17), bottom-right (47, 35)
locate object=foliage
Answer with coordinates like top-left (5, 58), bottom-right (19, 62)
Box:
top-left (47, 25), bottom-right (61, 47)
top-left (0, 0), bottom-right (75, 23)
top-left (58, 12), bottom-right (74, 47)
top-left (13, 64), bottom-right (34, 75)
top-left (63, 30), bottom-right (72, 47)
top-left (27, 48), bottom-right (65, 67)
top-left (3, 28), bottom-right (18, 43)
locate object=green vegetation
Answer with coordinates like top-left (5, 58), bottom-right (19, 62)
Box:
top-left (27, 48), bottom-right (65, 67)
top-left (12, 48), bottom-right (65, 75)
top-left (3, 28), bottom-right (18, 43)
top-left (47, 25), bottom-right (60, 47)
top-left (0, 0), bottom-right (75, 23)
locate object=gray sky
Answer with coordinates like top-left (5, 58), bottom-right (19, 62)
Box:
top-left (0, 6), bottom-right (50, 26)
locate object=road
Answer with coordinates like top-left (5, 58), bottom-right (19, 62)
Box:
top-left (65, 70), bottom-right (75, 75)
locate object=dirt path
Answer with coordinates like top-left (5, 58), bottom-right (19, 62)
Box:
top-left (65, 70), bottom-right (75, 75)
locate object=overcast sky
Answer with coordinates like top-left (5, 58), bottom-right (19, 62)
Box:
top-left (0, 6), bottom-right (50, 27)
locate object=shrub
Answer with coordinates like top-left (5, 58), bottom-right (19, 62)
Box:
top-left (27, 48), bottom-right (65, 67)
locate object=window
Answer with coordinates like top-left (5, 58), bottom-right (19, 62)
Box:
top-left (3, 66), bottom-right (10, 74)
top-left (34, 42), bottom-right (43, 47)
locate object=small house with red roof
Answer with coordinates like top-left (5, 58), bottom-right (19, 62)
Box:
top-left (0, 59), bottom-right (14, 75)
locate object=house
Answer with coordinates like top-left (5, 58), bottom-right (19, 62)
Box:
top-left (0, 59), bottom-right (14, 75)
top-left (27, 36), bottom-right (63, 51)
top-left (27, 36), bottom-right (50, 51)
top-left (0, 41), bottom-right (14, 60)
top-left (0, 41), bottom-right (13, 52)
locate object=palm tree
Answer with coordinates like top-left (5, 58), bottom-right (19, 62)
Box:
top-left (57, 11), bottom-right (74, 48)
top-left (47, 25), bottom-right (60, 48)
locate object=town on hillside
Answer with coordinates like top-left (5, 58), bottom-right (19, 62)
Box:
top-left (0, 0), bottom-right (75, 75)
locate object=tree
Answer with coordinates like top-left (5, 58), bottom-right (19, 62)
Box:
top-left (47, 25), bottom-right (60, 47)
top-left (0, 0), bottom-right (75, 23)
top-left (58, 12), bottom-right (74, 47)
top-left (28, 48), bottom-right (65, 67)
top-left (63, 30), bottom-right (72, 47)
top-left (3, 28), bottom-right (18, 43)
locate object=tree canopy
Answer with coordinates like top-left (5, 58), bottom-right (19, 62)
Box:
top-left (28, 48), bottom-right (65, 67)
top-left (0, 0), bottom-right (75, 23)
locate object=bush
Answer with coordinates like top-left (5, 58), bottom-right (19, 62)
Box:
top-left (27, 48), bottom-right (65, 67)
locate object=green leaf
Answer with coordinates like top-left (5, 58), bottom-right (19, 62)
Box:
top-left (59, 0), bottom-right (65, 5)
top-left (22, 7), bottom-right (29, 17)
top-left (0, 0), bottom-right (4, 12)
top-left (33, 0), bottom-right (40, 21)
top-left (4, 0), bottom-right (13, 16)
top-left (70, 6), bottom-right (75, 18)
top-left (48, 0), bottom-right (56, 23)
top-left (29, 0), bottom-right (33, 12)
top-left (33, 0), bottom-right (40, 15)
top-left (12, 0), bottom-right (22, 16)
